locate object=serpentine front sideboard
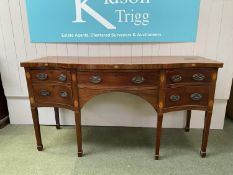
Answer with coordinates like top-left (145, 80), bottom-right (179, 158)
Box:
top-left (20, 56), bottom-right (223, 160)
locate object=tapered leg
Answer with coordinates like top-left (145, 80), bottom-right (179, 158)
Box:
top-left (54, 107), bottom-right (60, 129)
top-left (155, 113), bottom-right (163, 160)
top-left (200, 111), bottom-right (212, 158)
top-left (31, 107), bottom-right (43, 151)
top-left (185, 110), bottom-right (192, 132)
top-left (75, 110), bottom-right (83, 157)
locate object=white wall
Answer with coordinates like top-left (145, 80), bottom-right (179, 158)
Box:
top-left (0, 0), bottom-right (233, 129)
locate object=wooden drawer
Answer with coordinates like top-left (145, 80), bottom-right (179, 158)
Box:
top-left (77, 71), bottom-right (160, 88)
top-left (166, 69), bottom-right (213, 85)
top-left (33, 84), bottom-right (73, 106)
top-left (30, 69), bottom-right (71, 83)
top-left (164, 86), bottom-right (209, 108)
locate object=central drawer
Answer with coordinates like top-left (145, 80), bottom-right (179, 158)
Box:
top-left (77, 71), bottom-right (160, 88)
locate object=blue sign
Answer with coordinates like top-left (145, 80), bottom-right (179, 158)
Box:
top-left (26, 0), bottom-right (200, 42)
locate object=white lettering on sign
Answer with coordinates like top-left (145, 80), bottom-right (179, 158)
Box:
top-left (73, 0), bottom-right (116, 29)
top-left (115, 9), bottom-right (149, 26)
top-left (73, 0), bottom-right (151, 28)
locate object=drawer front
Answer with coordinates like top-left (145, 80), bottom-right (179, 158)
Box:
top-left (33, 85), bottom-right (73, 106)
top-left (77, 71), bottom-right (160, 87)
top-left (166, 69), bottom-right (213, 85)
top-left (165, 86), bottom-right (209, 108)
top-left (30, 70), bottom-right (71, 83)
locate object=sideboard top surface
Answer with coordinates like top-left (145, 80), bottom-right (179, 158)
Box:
top-left (21, 56), bottom-right (223, 69)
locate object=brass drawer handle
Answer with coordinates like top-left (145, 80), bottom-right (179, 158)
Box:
top-left (36, 73), bottom-right (48, 81)
top-left (58, 74), bottom-right (67, 82)
top-left (132, 75), bottom-right (145, 84)
top-left (192, 73), bottom-right (206, 81)
top-left (170, 95), bottom-right (180, 102)
top-left (39, 90), bottom-right (50, 97)
top-left (89, 75), bottom-right (102, 84)
top-left (59, 91), bottom-right (68, 98)
top-left (190, 93), bottom-right (202, 101)
top-left (171, 75), bottom-right (182, 83)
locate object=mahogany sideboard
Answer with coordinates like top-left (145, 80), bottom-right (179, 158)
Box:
top-left (21, 56), bottom-right (223, 160)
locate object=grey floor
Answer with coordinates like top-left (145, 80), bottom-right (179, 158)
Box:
top-left (0, 118), bottom-right (233, 175)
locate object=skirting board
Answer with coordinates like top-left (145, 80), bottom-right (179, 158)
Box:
top-left (6, 92), bottom-right (227, 129)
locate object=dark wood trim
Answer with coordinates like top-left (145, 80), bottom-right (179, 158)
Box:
top-left (155, 113), bottom-right (163, 160)
top-left (200, 70), bottom-right (219, 157)
top-left (20, 56), bottom-right (223, 69)
top-left (0, 116), bottom-right (10, 129)
top-left (200, 111), bottom-right (212, 158)
top-left (54, 107), bottom-right (60, 129)
top-left (31, 107), bottom-right (43, 151)
top-left (71, 70), bottom-right (83, 157)
top-left (185, 110), bottom-right (192, 132)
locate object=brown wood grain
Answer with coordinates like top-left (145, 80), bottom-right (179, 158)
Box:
top-left (78, 88), bottom-right (158, 109)
top-left (21, 56), bottom-right (223, 69)
top-left (77, 71), bottom-right (160, 88)
top-left (21, 56), bottom-right (223, 159)
top-left (30, 69), bottom-right (71, 84)
top-left (33, 84), bottom-right (73, 108)
top-left (164, 85), bottom-right (209, 108)
top-left (166, 68), bottom-right (214, 85)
